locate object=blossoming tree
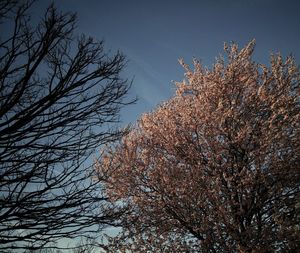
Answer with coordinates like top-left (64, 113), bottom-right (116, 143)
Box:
top-left (97, 41), bottom-right (300, 252)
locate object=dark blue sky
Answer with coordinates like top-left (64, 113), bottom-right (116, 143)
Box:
top-left (35, 0), bottom-right (300, 124)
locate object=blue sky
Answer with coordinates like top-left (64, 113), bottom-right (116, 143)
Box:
top-left (18, 0), bottom-right (300, 247)
top-left (34, 0), bottom-right (300, 124)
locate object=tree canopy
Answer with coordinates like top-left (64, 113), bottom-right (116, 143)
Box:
top-left (97, 40), bottom-right (300, 252)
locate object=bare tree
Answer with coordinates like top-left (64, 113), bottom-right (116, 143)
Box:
top-left (97, 41), bottom-right (300, 252)
top-left (0, 0), bottom-right (134, 251)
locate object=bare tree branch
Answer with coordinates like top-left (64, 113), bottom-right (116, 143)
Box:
top-left (0, 1), bottom-right (134, 251)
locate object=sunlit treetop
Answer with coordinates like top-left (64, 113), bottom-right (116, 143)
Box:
top-left (97, 40), bottom-right (300, 253)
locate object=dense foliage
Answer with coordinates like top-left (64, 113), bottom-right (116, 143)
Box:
top-left (98, 41), bottom-right (300, 252)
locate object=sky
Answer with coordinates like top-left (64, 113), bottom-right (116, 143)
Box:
top-left (33, 0), bottom-right (300, 125)
top-left (4, 1), bottom-right (300, 249)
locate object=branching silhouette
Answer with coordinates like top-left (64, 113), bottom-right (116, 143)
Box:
top-left (0, 0), bottom-right (134, 251)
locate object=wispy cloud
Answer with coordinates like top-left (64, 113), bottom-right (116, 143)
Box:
top-left (126, 49), bottom-right (172, 107)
